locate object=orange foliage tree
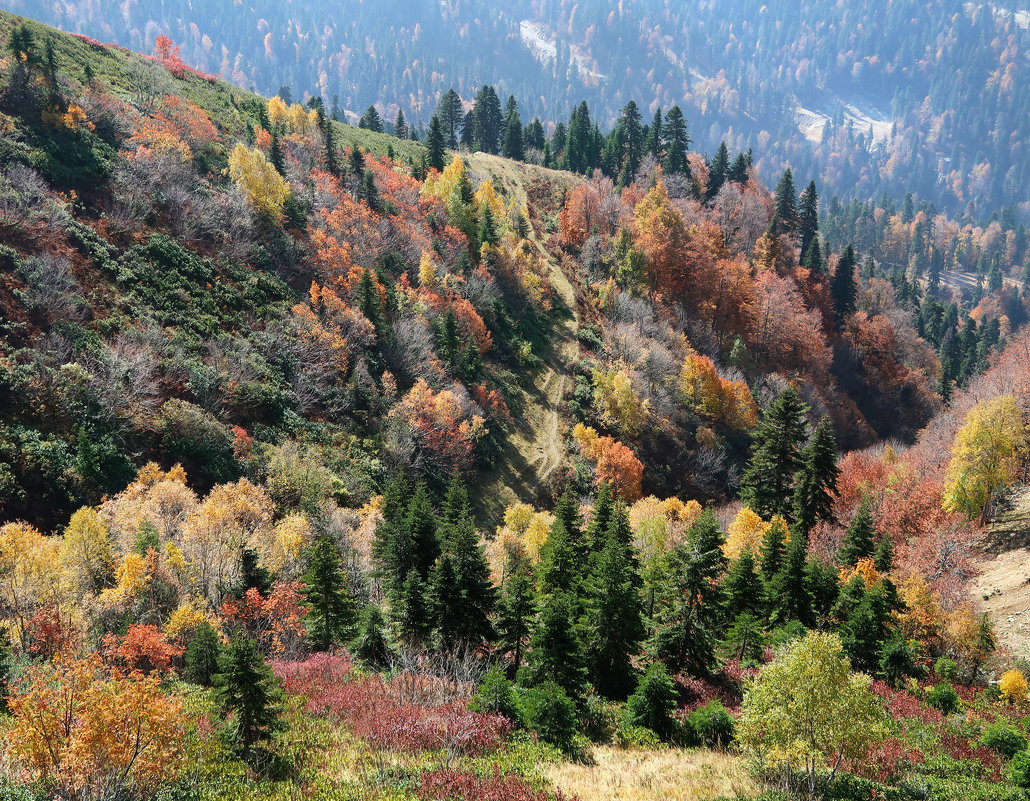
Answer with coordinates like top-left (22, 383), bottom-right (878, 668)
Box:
top-left (390, 380), bottom-right (486, 476)
top-left (573, 423), bottom-right (644, 501)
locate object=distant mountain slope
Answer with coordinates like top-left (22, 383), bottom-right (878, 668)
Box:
top-left (6, 0), bottom-right (1030, 219)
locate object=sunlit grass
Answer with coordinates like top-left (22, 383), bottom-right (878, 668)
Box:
top-left (544, 746), bottom-right (757, 801)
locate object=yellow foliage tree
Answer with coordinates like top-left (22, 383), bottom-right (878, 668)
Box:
top-left (267, 95), bottom-right (288, 129)
top-left (943, 394), bottom-right (1026, 520)
top-left (0, 523), bottom-right (68, 648)
top-left (63, 507), bottom-right (115, 596)
top-left (228, 143), bottom-right (290, 218)
top-left (1000, 669), bottom-right (1029, 704)
top-left (592, 363), bottom-right (650, 436)
top-left (724, 506), bottom-right (772, 560)
top-left (250, 512), bottom-right (314, 579)
top-left (838, 557), bottom-right (881, 590)
top-left (679, 352), bottom-right (758, 430)
top-left (418, 250), bottom-right (437, 287)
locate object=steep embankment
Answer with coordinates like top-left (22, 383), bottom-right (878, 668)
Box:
top-left (974, 486), bottom-right (1030, 657)
top-left (464, 153), bottom-right (582, 526)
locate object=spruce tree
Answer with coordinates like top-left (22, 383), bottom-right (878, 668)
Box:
top-left (394, 109), bottom-right (409, 140)
top-left (645, 107), bottom-right (663, 159)
top-left (584, 512), bottom-right (644, 699)
top-left (721, 612), bottom-right (765, 663)
top-left (270, 131), bottom-right (286, 176)
top-left (349, 145), bottom-right (366, 180)
top-left (496, 549), bottom-right (535, 673)
top-left (585, 483), bottom-right (615, 555)
top-left (359, 105), bottom-right (383, 132)
top-left (874, 532), bottom-right (894, 573)
top-left (617, 100), bottom-right (644, 182)
top-left (802, 237), bottom-right (825, 273)
top-left (770, 532), bottom-right (813, 626)
top-left (214, 636), bottom-right (283, 757)
top-left (460, 108), bottom-right (476, 149)
top-left (301, 534), bottom-right (357, 651)
top-left (843, 583), bottom-right (891, 674)
top-left (184, 621), bottom-right (222, 686)
top-left (707, 141), bottom-right (730, 200)
top-left (806, 558), bottom-right (841, 621)
top-left (839, 500), bottom-right (876, 566)
top-left (662, 106), bottom-right (691, 176)
top-left (361, 171), bottom-right (382, 213)
top-left (398, 573), bottom-right (434, 644)
top-left (436, 88), bottom-right (463, 148)
top-left (740, 387), bottom-right (810, 518)
top-left (477, 204), bottom-right (499, 248)
top-left (830, 245), bottom-right (859, 326)
top-left (759, 517), bottom-right (788, 580)
top-left (526, 592), bottom-right (588, 700)
top-left (729, 150), bottom-right (752, 183)
top-left (774, 167), bottom-right (800, 236)
top-left (525, 117), bottom-right (546, 151)
top-left (798, 180), bottom-right (819, 259)
top-left (473, 85), bottom-right (502, 154)
top-left (501, 95), bottom-right (524, 161)
top-left (426, 115), bottom-right (446, 172)
top-left (792, 416), bottom-right (840, 534)
top-left (722, 548), bottom-right (764, 620)
top-left (439, 479), bottom-right (495, 645)
top-left (430, 553), bottom-right (464, 650)
top-left (350, 604), bottom-right (394, 668)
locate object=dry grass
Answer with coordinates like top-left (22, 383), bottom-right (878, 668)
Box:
top-left (543, 746), bottom-right (757, 801)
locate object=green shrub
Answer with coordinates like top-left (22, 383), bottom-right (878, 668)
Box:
top-left (581, 692), bottom-right (620, 743)
top-left (926, 682), bottom-right (960, 715)
top-left (520, 681), bottom-right (578, 752)
top-left (768, 620), bottom-right (809, 649)
top-left (1009, 749), bottom-right (1030, 788)
top-left (934, 656), bottom-right (958, 681)
top-left (615, 724), bottom-right (661, 749)
top-left (472, 667), bottom-right (523, 726)
top-left (686, 700), bottom-right (735, 748)
top-left (981, 722), bottom-right (1028, 759)
top-left (626, 663), bottom-right (677, 740)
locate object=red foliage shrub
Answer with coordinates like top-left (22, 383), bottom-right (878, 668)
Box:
top-left (24, 604), bottom-right (76, 659)
top-left (939, 732), bottom-right (1003, 781)
top-left (102, 623), bottom-right (183, 674)
top-left (274, 655), bottom-right (511, 755)
top-left (851, 736), bottom-right (925, 783)
top-left (221, 583), bottom-right (307, 658)
top-left (419, 767), bottom-right (577, 801)
top-left (872, 681), bottom-right (944, 724)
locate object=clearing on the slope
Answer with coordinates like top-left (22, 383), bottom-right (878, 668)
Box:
top-left (973, 485), bottom-right (1030, 657)
top-left (463, 153), bottom-right (582, 528)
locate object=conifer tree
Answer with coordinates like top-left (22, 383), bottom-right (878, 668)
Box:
top-left (502, 95), bottom-right (524, 161)
top-left (645, 107), bottom-right (663, 159)
top-left (617, 99), bottom-right (644, 183)
top-left (831, 245), bottom-right (859, 326)
top-left (349, 145), bottom-right (365, 180)
top-left (770, 532), bottom-right (813, 626)
top-left (721, 612), bottom-right (765, 663)
top-left (362, 170), bottom-right (382, 213)
top-left (662, 106), bottom-right (691, 176)
top-left (792, 417), bottom-right (840, 534)
top-left (798, 180), bottom-right (819, 259)
top-left (214, 636), bottom-right (283, 757)
top-left (184, 621), bottom-right (221, 687)
top-left (473, 85), bottom-right (502, 154)
top-left (707, 141), bottom-right (730, 200)
top-left (394, 108), bottom-right (408, 140)
top-left (270, 131), bottom-right (286, 176)
top-left (802, 237), bottom-right (824, 273)
top-left (439, 479), bottom-right (495, 644)
top-left (729, 150), bottom-right (752, 183)
top-left (759, 517), bottom-right (788, 581)
top-left (398, 572), bottom-right (434, 644)
top-left (774, 167), bottom-right (800, 236)
top-left (436, 88), bottom-right (463, 148)
top-left (806, 558), bottom-right (841, 621)
top-left (350, 604), bottom-right (394, 668)
top-left (477, 204), bottom-right (499, 248)
top-left (496, 548), bottom-right (535, 673)
top-left (526, 592), bottom-right (588, 700)
top-left (301, 533), bottom-right (357, 651)
top-left (874, 532), bottom-right (894, 573)
top-left (843, 583), bottom-right (891, 674)
top-left (723, 548), bottom-right (764, 620)
top-left (426, 115), bottom-right (446, 172)
top-left (585, 484), bottom-right (615, 555)
top-left (740, 387), bottom-right (810, 518)
top-left (430, 553), bottom-right (464, 649)
top-left (354, 267), bottom-right (383, 332)
top-left (525, 117), bottom-right (546, 151)
top-left (460, 108), bottom-right (476, 150)
top-left (838, 500), bottom-right (875, 566)
top-left (359, 105), bottom-right (383, 132)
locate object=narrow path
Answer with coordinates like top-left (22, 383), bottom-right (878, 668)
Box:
top-left (973, 486), bottom-right (1030, 657)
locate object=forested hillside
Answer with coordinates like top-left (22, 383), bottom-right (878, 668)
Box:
top-left (8, 0), bottom-right (1030, 220)
top-left (4, 11), bottom-right (1030, 801)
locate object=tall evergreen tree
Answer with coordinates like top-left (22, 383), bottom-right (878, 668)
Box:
top-left (430, 553), bottom-right (464, 649)
top-left (707, 141), bottom-right (730, 200)
top-left (838, 500), bottom-right (876, 566)
top-left (662, 106), bottom-right (691, 176)
top-left (792, 417), bottom-right (840, 534)
top-left (526, 592), bottom-right (589, 700)
top-left (843, 583), bottom-right (891, 674)
top-left (496, 548), bottom-right (535, 673)
top-left (798, 180), bottom-right (819, 258)
top-left (759, 517), bottom-right (789, 581)
top-left (350, 604), bottom-right (394, 668)
top-left (436, 89), bottom-right (463, 148)
top-left (501, 94), bottom-right (524, 161)
top-left (740, 387), bottom-right (810, 518)
top-left (439, 479), bottom-right (495, 644)
top-left (184, 622), bottom-right (221, 687)
top-left (473, 85), bottom-right (502, 154)
top-left (477, 204), bottom-right (499, 248)
top-left (269, 130), bottom-right (286, 176)
top-left (723, 548), bottom-right (764, 620)
top-left (393, 108), bottom-right (409, 140)
top-left (729, 149), bottom-right (752, 183)
top-left (426, 115), bottom-right (446, 172)
top-left (460, 108), bottom-right (476, 150)
top-left (645, 107), bottom-right (663, 160)
top-left (359, 105), bottom-right (383, 132)
top-left (319, 109), bottom-right (338, 177)
top-left (802, 237), bottom-right (825, 273)
top-left (525, 118), bottom-right (546, 151)
top-left (617, 99), bottom-right (644, 184)
top-left (774, 167), bottom-right (800, 236)
top-left (874, 532), bottom-right (894, 573)
top-left (361, 170), bottom-right (381, 213)
top-left (301, 534), bottom-right (357, 651)
top-left (830, 245), bottom-right (859, 326)
top-left (214, 636), bottom-right (283, 757)
top-left (770, 533), bottom-right (813, 626)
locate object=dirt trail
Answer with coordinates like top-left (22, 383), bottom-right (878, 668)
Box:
top-left (973, 486), bottom-right (1030, 657)
top-left (463, 154), bottom-right (581, 529)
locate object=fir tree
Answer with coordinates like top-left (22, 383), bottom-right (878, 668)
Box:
top-left (729, 149), bottom-right (752, 183)
top-left (496, 548), bottom-right (535, 673)
top-left (874, 532), bottom-right (894, 573)
top-left (359, 105), bottom-right (383, 132)
top-left (270, 131), bottom-right (286, 176)
top-left (838, 500), bottom-right (876, 566)
top-left (477, 204), bottom-right (499, 248)
top-left (792, 417), bottom-right (840, 534)
top-left (362, 170), bottom-right (382, 213)
top-left (645, 107), bottom-right (663, 159)
top-left (349, 145), bottom-right (366, 180)
top-left (426, 115), bottom-right (446, 172)
top-left (320, 111), bottom-right (338, 176)
top-left (473, 85), bottom-right (502, 154)
top-left (773, 168), bottom-right (800, 236)
top-left (770, 532), bottom-right (813, 626)
top-left (831, 245), bottom-right (859, 326)
top-left (214, 636), bottom-right (283, 757)
top-left (430, 553), bottom-right (464, 650)
top-left (460, 108), bottom-right (476, 150)
top-left (585, 483), bottom-right (615, 555)
top-left (436, 88), bottom-right (463, 148)
top-left (525, 118), bottom-right (546, 151)
top-left (843, 583), bottom-right (891, 674)
top-left (184, 621), bottom-right (221, 687)
top-left (723, 548), bottom-right (764, 620)
top-left (526, 592), bottom-right (589, 700)
top-left (301, 534), bottom-right (357, 651)
top-left (707, 141), bottom-right (730, 200)
top-left (721, 612), bottom-right (765, 663)
top-left (806, 558), bottom-right (841, 621)
top-left (662, 106), bottom-right (691, 176)
top-left (759, 517), bottom-right (788, 580)
top-left (740, 387), bottom-right (810, 518)
top-left (398, 572), bottom-right (434, 644)
top-left (802, 237), bottom-right (825, 273)
top-left (501, 95), bottom-right (524, 161)
top-left (440, 479), bottom-right (495, 644)
top-left (393, 108), bottom-right (409, 140)
top-left (617, 100), bottom-right (644, 183)
top-left (798, 180), bottom-right (819, 259)
top-left (350, 604), bottom-right (394, 668)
